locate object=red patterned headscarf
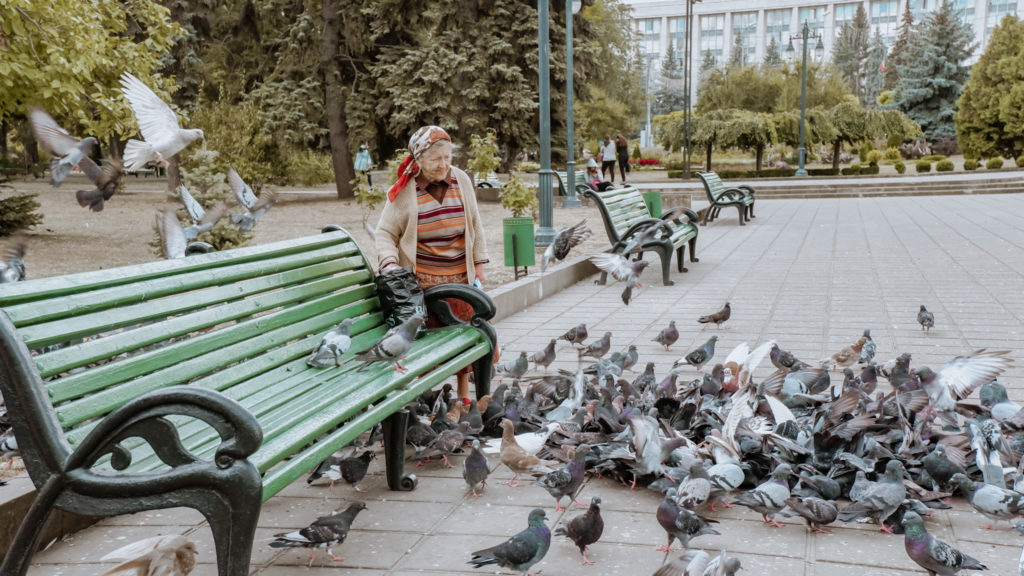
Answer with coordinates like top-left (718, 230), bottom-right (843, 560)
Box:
top-left (386, 126), bottom-right (452, 202)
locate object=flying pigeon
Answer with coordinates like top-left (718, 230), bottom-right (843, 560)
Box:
top-left (651, 551), bottom-right (707, 576)
top-left (227, 167), bottom-right (278, 233)
top-left (353, 313), bottom-right (425, 372)
top-left (674, 336), bottom-right (718, 373)
top-left (308, 319), bottom-right (355, 367)
top-left (529, 339), bottom-right (557, 371)
top-left (120, 72), bottom-right (204, 171)
top-left (578, 332), bottom-right (612, 361)
top-left (100, 535), bottom-right (196, 576)
top-left (535, 444), bottom-right (589, 511)
top-left (76, 156), bottom-right (124, 212)
top-left (554, 496), bottom-right (604, 565)
top-left (914, 349), bottom-right (1012, 413)
top-left (27, 107), bottom-right (98, 187)
top-left (698, 302), bottom-right (731, 328)
top-left (590, 252), bottom-right (649, 305)
top-left (177, 184), bottom-right (231, 239)
top-left (463, 439), bottom-right (490, 497)
top-left (469, 508), bottom-right (551, 575)
top-left (269, 501), bottom-right (367, 566)
top-left (902, 510), bottom-right (987, 576)
top-left (542, 219), bottom-right (592, 272)
top-left (949, 472), bottom-right (1024, 529)
top-left (559, 323), bottom-right (588, 347)
top-left (155, 209), bottom-right (189, 259)
top-left (0, 236), bottom-right (26, 283)
top-left (918, 305), bottom-right (935, 333)
top-left (653, 320), bottom-right (679, 351)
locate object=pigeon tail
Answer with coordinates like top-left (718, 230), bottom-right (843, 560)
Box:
top-left (123, 139), bottom-right (157, 172)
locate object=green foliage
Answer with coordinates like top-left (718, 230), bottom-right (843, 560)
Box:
top-left (861, 164), bottom-right (880, 174)
top-left (842, 164), bottom-right (862, 175)
top-left (963, 159), bottom-right (979, 170)
top-left (858, 142), bottom-right (872, 162)
top-left (632, 144), bottom-right (641, 159)
top-left (886, 132), bottom-right (903, 148)
top-left (189, 99), bottom-right (279, 189)
top-left (832, 5), bottom-right (871, 99)
top-left (885, 2), bottom-right (916, 90)
top-left (0, 190), bottom-right (43, 236)
top-left (351, 174), bottom-right (385, 224)
top-left (920, 155), bottom-right (947, 163)
top-left (935, 159), bottom-right (954, 171)
top-left (986, 157), bottom-right (1004, 169)
top-left (956, 14), bottom-right (1024, 160)
top-left (915, 160), bottom-right (932, 172)
top-left (468, 131), bottom-right (501, 181)
top-left (884, 147), bottom-right (901, 161)
top-left (499, 174), bottom-right (538, 219)
top-left (666, 170), bottom-right (684, 179)
top-left (1017, 155), bottom-right (1024, 168)
top-left (575, 87), bottom-right (635, 145)
top-left (867, 150), bottom-right (882, 166)
top-left (894, 160), bottom-right (906, 173)
top-left (763, 37), bottom-right (783, 68)
top-left (518, 162), bottom-right (540, 172)
top-left (863, 30), bottom-right (887, 108)
top-left (698, 66), bottom-right (782, 114)
top-left (284, 150), bottom-right (335, 186)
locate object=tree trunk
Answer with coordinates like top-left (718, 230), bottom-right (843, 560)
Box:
top-left (832, 141), bottom-right (841, 170)
top-left (705, 143), bottom-right (712, 171)
top-left (167, 154), bottom-right (182, 192)
top-left (107, 133), bottom-right (121, 159)
top-left (1, 118), bottom-right (7, 161)
top-left (755, 144), bottom-right (763, 174)
top-left (322, 0), bottom-right (354, 199)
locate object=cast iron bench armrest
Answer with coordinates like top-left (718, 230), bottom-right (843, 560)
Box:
top-left (736, 184), bottom-right (756, 197)
top-left (661, 207), bottom-right (699, 225)
top-left (423, 284), bottom-right (497, 351)
top-left (619, 217), bottom-right (674, 243)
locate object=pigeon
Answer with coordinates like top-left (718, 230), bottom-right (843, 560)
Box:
top-left (783, 496), bottom-right (838, 533)
top-left (559, 323), bottom-right (588, 347)
top-left (353, 313), bottom-right (425, 372)
top-left (331, 450), bottom-right (375, 491)
top-left (463, 439), bottom-right (490, 497)
top-left (417, 423), bottom-right (468, 468)
top-left (177, 184), bottom-right (231, 239)
top-left (914, 349), bottom-right (1012, 413)
top-left (980, 380), bottom-right (1023, 422)
top-left (652, 551), bottom-right (707, 576)
top-left (837, 459), bottom-right (907, 532)
top-left (306, 446), bottom-right (359, 485)
top-left (657, 489), bottom-right (720, 551)
top-left (0, 236), bottom-right (26, 283)
top-left (769, 343), bottom-right (805, 371)
top-left (76, 156), bottom-right (124, 212)
top-left (675, 336), bottom-right (718, 373)
top-left (578, 332), bottom-right (611, 360)
top-left (0, 431), bottom-right (19, 466)
top-left (542, 219), bottom-right (592, 272)
top-left (459, 398), bottom-right (484, 435)
top-left (590, 252), bottom-right (649, 305)
top-left (921, 443), bottom-right (967, 491)
top-left (902, 510), bottom-right (987, 576)
top-left (918, 305), bottom-right (935, 333)
top-left (499, 419), bottom-right (556, 486)
top-left (676, 464), bottom-right (713, 510)
top-left (270, 501), bottom-right (367, 566)
top-left (155, 209), bottom-right (190, 259)
top-left (120, 72), bottom-right (204, 171)
top-left (27, 107), bottom-right (98, 187)
top-left (554, 496), bottom-right (604, 565)
top-left (227, 167), bottom-right (278, 233)
top-left (859, 329), bottom-right (876, 364)
top-left (731, 463), bottom-right (792, 527)
top-left (529, 339), bottom-right (557, 371)
top-left (698, 302), bottom-right (731, 328)
top-left (536, 444), bottom-right (589, 511)
top-left (100, 535), bottom-right (197, 576)
top-left (822, 336), bottom-right (867, 370)
top-left (469, 508), bottom-right (551, 575)
top-left (496, 351), bottom-right (530, 381)
top-left (949, 472), bottom-right (1024, 529)
top-left (307, 319), bottom-right (355, 367)
top-left (653, 320), bottom-right (679, 351)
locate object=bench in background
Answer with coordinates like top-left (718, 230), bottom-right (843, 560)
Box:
top-left (696, 171), bottom-right (756, 225)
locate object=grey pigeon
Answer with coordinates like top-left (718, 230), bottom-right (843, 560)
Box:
top-left (308, 319), bottom-right (355, 367)
top-left (783, 496), bottom-right (838, 533)
top-left (651, 551), bottom-right (707, 576)
top-left (731, 463), bottom-right (792, 527)
top-left (698, 302), bottom-right (731, 328)
top-left (417, 422), bottom-right (468, 468)
top-left (980, 380), bottom-right (1023, 422)
top-left (837, 459), bottom-right (906, 532)
top-left (902, 510), bottom-right (987, 576)
top-left (578, 332), bottom-right (612, 361)
top-left (653, 320), bottom-right (679, 350)
top-left (859, 328), bottom-right (876, 364)
top-left (657, 489), bottom-right (720, 551)
top-left (914, 349), bottom-right (1011, 413)
top-left (770, 343), bottom-right (805, 371)
top-left (269, 501), bottom-right (367, 566)
top-left (559, 323), bottom-right (588, 347)
top-left (918, 305), bottom-right (935, 333)
top-left (155, 209), bottom-right (189, 260)
top-left (921, 444), bottom-right (966, 491)
top-left (0, 236), bottom-right (26, 283)
top-left (529, 339), bottom-right (557, 371)
top-left (463, 439), bottom-right (490, 497)
top-left (325, 450), bottom-right (375, 491)
top-left (227, 167), bottom-right (278, 232)
top-left (496, 351), bottom-right (530, 381)
top-left (554, 496), bottom-right (603, 565)
top-left (0, 431), bottom-right (19, 465)
top-left (306, 445), bottom-right (358, 485)
top-left (675, 336), bottom-right (718, 373)
top-left (177, 184), bottom-right (231, 239)
top-left (76, 156), bottom-right (123, 212)
top-left (100, 534), bottom-right (196, 576)
top-left (28, 107), bottom-right (98, 187)
top-left (676, 464), bottom-right (713, 510)
top-left (536, 444), bottom-right (589, 511)
top-left (469, 508), bottom-right (551, 574)
top-left (620, 344), bottom-right (639, 371)
top-left (949, 472), bottom-right (1024, 529)
top-left (120, 72), bottom-right (204, 171)
top-left (590, 252), bottom-right (649, 305)
top-left (459, 398), bottom-right (484, 435)
top-left (354, 313), bottom-right (425, 372)
top-left (542, 219), bottom-right (592, 272)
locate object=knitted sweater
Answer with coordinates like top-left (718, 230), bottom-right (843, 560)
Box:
top-left (375, 166), bottom-right (488, 283)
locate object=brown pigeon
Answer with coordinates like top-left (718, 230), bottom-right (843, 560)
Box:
top-left (698, 302), bottom-right (731, 328)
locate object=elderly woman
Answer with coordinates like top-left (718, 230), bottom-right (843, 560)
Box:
top-left (376, 126), bottom-right (489, 400)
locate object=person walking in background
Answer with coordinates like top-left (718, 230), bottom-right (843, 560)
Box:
top-left (354, 141), bottom-right (373, 186)
top-left (615, 133), bottom-right (629, 184)
top-left (599, 135), bottom-right (616, 183)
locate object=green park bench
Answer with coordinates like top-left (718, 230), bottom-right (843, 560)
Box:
top-left (581, 186), bottom-right (700, 286)
top-left (554, 170), bottom-right (592, 198)
top-left (696, 171), bottom-right (756, 225)
top-left (0, 226), bottom-right (496, 576)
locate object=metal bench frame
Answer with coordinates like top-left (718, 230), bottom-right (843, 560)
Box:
top-left (696, 171), bottom-right (756, 225)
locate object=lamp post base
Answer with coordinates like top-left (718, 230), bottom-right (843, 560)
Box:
top-left (795, 147), bottom-right (809, 177)
top-left (535, 227), bottom-right (556, 247)
top-left (562, 161), bottom-right (581, 207)
top-left (795, 169), bottom-right (809, 177)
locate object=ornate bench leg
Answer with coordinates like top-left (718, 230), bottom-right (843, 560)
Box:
top-left (194, 477), bottom-right (261, 576)
top-left (0, 476), bottom-right (62, 576)
top-left (676, 245), bottom-right (687, 273)
top-left (689, 237), bottom-right (699, 262)
top-left (735, 205), bottom-right (745, 225)
top-left (652, 245), bottom-right (674, 285)
top-left (383, 409), bottom-right (417, 491)
top-left (473, 354), bottom-right (492, 398)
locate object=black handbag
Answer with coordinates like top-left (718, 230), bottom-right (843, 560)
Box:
top-left (374, 266), bottom-right (426, 336)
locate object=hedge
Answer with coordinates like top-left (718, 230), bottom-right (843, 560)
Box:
top-left (964, 159), bottom-right (979, 170)
top-left (987, 157), bottom-right (1003, 169)
top-left (894, 161), bottom-right (906, 174)
top-left (1016, 155), bottom-right (1024, 168)
top-left (915, 160), bottom-right (931, 173)
top-left (841, 165), bottom-right (861, 175)
top-left (935, 159), bottom-right (954, 172)
top-left (920, 155), bottom-right (947, 163)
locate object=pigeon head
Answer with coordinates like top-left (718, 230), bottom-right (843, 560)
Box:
top-left (901, 510), bottom-right (925, 532)
top-left (863, 328), bottom-right (871, 338)
top-left (589, 496), bottom-right (601, 509)
top-left (947, 473), bottom-right (974, 495)
top-left (883, 459), bottom-right (905, 482)
top-left (631, 259), bottom-right (650, 273)
top-left (186, 128), bottom-right (205, 143)
top-left (912, 366), bottom-right (936, 384)
top-left (979, 380), bottom-right (1007, 407)
top-left (771, 463), bottom-right (792, 480)
top-left (527, 508), bottom-right (548, 526)
top-left (80, 136), bottom-right (99, 151)
top-left (339, 317), bottom-right (355, 331)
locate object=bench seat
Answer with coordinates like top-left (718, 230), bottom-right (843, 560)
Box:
top-left (696, 171), bottom-right (756, 225)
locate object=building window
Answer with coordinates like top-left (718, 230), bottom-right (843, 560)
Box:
top-left (834, 3), bottom-right (860, 28)
top-left (732, 12), bottom-right (757, 66)
top-left (910, 0), bottom-right (939, 16)
top-left (987, 0), bottom-right (1017, 41)
top-left (766, 9), bottom-right (791, 48)
top-left (951, 0), bottom-right (976, 19)
top-left (638, 18), bottom-right (662, 59)
top-left (700, 14), bottom-right (725, 62)
top-left (798, 6), bottom-right (827, 34)
top-left (669, 17), bottom-right (688, 62)
top-left (872, 0), bottom-right (899, 42)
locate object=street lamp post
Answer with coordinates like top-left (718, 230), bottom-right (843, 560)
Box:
top-left (563, 0), bottom-right (582, 208)
top-left (536, 0), bottom-right (555, 246)
top-left (786, 20), bottom-right (824, 177)
top-left (682, 0), bottom-right (699, 179)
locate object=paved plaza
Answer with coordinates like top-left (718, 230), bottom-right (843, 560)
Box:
top-left (25, 193), bottom-right (1024, 575)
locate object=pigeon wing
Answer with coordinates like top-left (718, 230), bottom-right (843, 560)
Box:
top-left (590, 253), bottom-right (630, 283)
top-left (227, 166), bottom-right (259, 210)
top-left (28, 108), bottom-right (78, 157)
top-left (120, 72), bottom-right (182, 146)
top-left (939, 349), bottom-right (1011, 400)
top-left (177, 185), bottom-right (205, 224)
top-left (156, 210), bottom-right (187, 259)
top-left (486, 530), bottom-right (540, 566)
top-left (77, 156), bottom-right (102, 183)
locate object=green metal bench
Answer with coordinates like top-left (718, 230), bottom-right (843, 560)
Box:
top-left (696, 171), bottom-right (756, 225)
top-left (0, 226), bottom-right (495, 576)
top-left (555, 170), bottom-right (592, 198)
top-left (581, 186), bottom-right (699, 286)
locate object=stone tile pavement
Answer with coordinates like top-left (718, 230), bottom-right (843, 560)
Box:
top-left (27, 194), bottom-right (1024, 575)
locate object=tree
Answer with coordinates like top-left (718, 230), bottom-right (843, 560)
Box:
top-left (863, 31), bottom-right (888, 108)
top-left (729, 31), bottom-right (744, 68)
top-left (894, 0), bottom-right (974, 140)
top-left (697, 66), bottom-right (782, 114)
top-left (885, 1), bottom-right (916, 90)
top-left (763, 37), bottom-right (783, 68)
top-left (653, 40), bottom-right (685, 116)
top-left (720, 111), bottom-right (777, 172)
top-left (575, 87), bottom-right (635, 145)
top-left (956, 14), bottom-right (1024, 159)
top-left (832, 5), bottom-right (870, 99)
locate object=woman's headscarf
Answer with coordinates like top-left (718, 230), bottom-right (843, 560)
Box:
top-left (386, 126), bottom-right (452, 202)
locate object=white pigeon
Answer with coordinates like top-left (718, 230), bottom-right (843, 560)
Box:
top-left (120, 72), bottom-right (204, 171)
top-left (100, 534), bottom-right (197, 576)
top-left (307, 319), bottom-right (355, 368)
top-left (155, 209), bottom-right (188, 259)
top-left (914, 349), bottom-right (1012, 412)
top-left (227, 167), bottom-right (278, 233)
top-left (176, 185), bottom-right (231, 240)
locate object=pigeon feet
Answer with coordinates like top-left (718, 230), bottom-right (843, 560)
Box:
top-left (328, 550), bottom-right (345, 562)
top-left (763, 517), bottom-right (785, 528)
top-left (505, 477), bottom-right (521, 487)
top-left (878, 523), bottom-right (895, 533)
top-left (573, 499), bottom-right (586, 507)
top-left (582, 552), bottom-right (595, 565)
top-left (656, 545), bottom-right (673, 552)
top-left (980, 524), bottom-right (994, 530)
top-left (810, 525), bottom-right (832, 534)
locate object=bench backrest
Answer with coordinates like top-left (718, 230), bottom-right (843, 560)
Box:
top-left (0, 228), bottom-right (384, 476)
top-left (581, 186), bottom-right (651, 243)
top-left (696, 172), bottom-right (729, 201)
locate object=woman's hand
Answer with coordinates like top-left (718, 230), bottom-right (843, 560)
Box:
top-left (474, 262), bottom-right (486, 282)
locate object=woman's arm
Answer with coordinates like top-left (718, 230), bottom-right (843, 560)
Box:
top-left (375, 197), bottom-right (404, 272)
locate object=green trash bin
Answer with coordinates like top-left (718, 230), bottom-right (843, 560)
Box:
top-left (643, 190), bottom-right (662, 217)
top-left (502, 217), bottom-right (536, 267)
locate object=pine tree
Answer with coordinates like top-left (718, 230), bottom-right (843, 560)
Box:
top-left (729, 31), bottom-right (744, 68)
top-left (863, 31), bottom-right (888, 107)
top-left (885, 1), bottom-right (916, 90)
top-left (895, 0), bottom-right (974, 140)
top-left (654, 40), bottom-right (685, 116)
top-left (763, 37), bottom-right (783, 67)
top-left (832, 5), bottom-right (871, 99)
